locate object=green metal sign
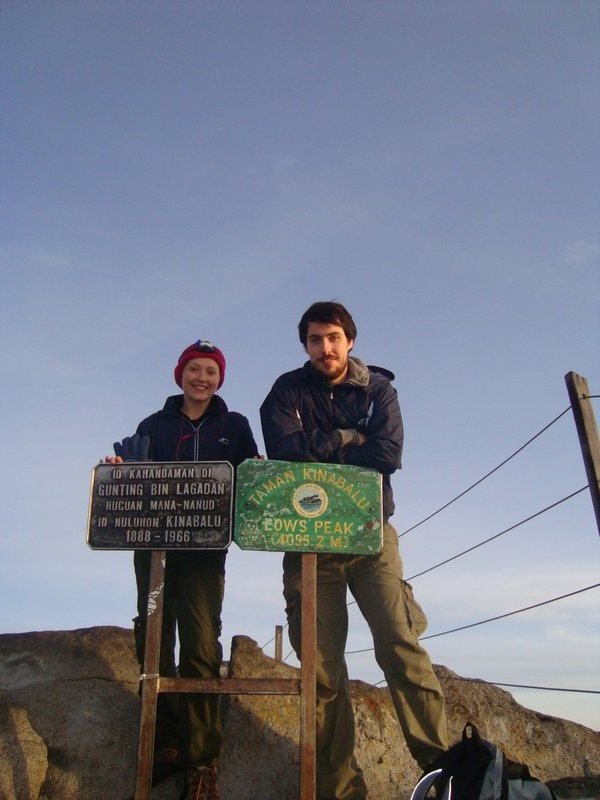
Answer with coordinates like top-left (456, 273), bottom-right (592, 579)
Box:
top-left (234, 459), bottom-right (383, 554)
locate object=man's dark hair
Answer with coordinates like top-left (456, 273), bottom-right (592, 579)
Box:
top-left (298, 301), bottom-right (357, 346)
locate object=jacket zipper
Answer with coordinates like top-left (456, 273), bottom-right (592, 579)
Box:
top-left (192, 417), bottom-right (208, 460)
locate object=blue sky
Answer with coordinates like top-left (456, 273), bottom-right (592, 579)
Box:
top-left (1, 1), bottom-right (599, 732)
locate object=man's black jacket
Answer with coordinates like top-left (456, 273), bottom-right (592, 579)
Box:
top-left (260, 357), bottom-right (403, 521)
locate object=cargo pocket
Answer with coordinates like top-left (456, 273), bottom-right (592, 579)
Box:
top-left (401, 580), bottom-right (428, 638)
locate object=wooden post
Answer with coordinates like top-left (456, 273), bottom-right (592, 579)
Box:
top-left (300, 553), bottom-right (317, 800)
top-left (565, 371), bottom-right (600, 535)
top-left (275, 624), bottom-right (284, 661)
top-left (134, 550), bottom-right (166, 800)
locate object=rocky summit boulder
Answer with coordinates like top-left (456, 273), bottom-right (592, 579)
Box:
top-left (0, 627), bottom-right (598, 800)
top-left (0, 627), bottom-right (139, 800)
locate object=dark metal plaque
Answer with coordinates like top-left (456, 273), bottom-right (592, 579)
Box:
top-left (87, 461), bottom-right (233, 550)
top-left (234, 459), bottom-right (383, 554)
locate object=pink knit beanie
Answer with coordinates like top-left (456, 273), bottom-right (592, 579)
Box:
top-left (174, 340), bottom-right (226, 389)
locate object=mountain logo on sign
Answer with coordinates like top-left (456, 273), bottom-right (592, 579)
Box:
top-left (292, 483), bottom-right (328, 518)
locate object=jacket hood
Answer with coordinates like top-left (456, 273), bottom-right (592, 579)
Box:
top-left (367, 364), bottom-right (396, 381)
top-left (304, 357), bottom-right (394, 388)
top-left (345, 357), bottom-right (371, 387)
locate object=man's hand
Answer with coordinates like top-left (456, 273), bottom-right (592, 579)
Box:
top-left (113, 434), bottom-right (150, 462)
top-left (337, 428), bottom-right (367, 447)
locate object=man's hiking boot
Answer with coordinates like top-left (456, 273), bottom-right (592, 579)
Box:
top-left (179, 764), bottom-right (220, 800)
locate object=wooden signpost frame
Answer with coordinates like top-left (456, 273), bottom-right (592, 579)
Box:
top-left (87, 457), bottom-right (383, 799)
top-left (133, 549), bottom-right (317, 800)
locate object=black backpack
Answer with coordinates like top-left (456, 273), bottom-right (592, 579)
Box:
top-left (410, 722), bottom-right (557, 800)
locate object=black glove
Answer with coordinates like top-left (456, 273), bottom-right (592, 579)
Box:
top-left (113, 434), bottom-right (150, 462)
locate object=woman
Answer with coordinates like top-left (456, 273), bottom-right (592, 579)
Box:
top-left (108, 339), bottom-right (258, 800)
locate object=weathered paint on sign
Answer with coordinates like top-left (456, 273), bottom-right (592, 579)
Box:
top-left (87, 461), bottom-right (233, 549)
top-left (234, 459), bottom-right (383, 554)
